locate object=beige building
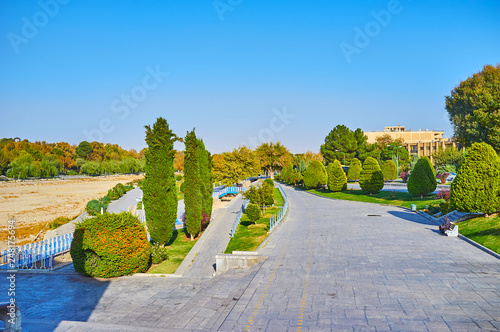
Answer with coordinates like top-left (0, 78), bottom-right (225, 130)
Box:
top-left (365, 125), bottom-right (457, 158)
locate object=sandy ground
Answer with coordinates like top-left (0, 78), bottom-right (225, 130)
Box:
top-left (0, 174), bottom-right (143, 250)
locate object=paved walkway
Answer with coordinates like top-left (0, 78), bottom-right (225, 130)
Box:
top-left (43, 188), bottom-right (144, 240)
top-left (107, 187), bottom-right (143, 213)
top-left (3, 185), bottom-right (499, 331)
top-left (175, 195), bottom-right (245, 278)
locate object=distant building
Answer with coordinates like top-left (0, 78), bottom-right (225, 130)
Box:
top-left (364, 125), bottom-right (457, 158)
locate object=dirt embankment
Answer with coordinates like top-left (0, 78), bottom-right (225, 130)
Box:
top-left (0, 174), bottom-right (143, 251)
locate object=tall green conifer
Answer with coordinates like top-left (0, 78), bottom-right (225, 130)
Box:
top-left (184, 130), bottom-right (202, 240)
top-left (198, 139), bottom-right (213, 218)
top-left (143, 117), bottom-right (177, 244)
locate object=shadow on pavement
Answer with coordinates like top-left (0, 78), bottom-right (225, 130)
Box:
top-left (387, 210), bottom-right (437, 226)
top-left (1, 266), bottom-right (110, 331)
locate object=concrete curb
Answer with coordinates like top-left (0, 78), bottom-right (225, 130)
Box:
top-left (133, 273), bottom-right (183, 278)
top-left (0, 261), bottom-right (74, 274)
top-left (457, 234), bottom-right (500, 260)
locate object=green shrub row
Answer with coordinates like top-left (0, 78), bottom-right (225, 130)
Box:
top-left (85, 182), bottom-right (134, 216)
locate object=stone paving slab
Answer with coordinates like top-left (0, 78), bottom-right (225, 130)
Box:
top-left (2, 185), bottom-right (499, 331)
top-left (175, 194), bottom-right (244, 278)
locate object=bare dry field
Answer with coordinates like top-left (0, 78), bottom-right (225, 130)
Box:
top-left (0, 174), bottom-right (143, 250)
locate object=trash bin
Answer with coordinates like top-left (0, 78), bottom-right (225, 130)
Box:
top-left (410, 204), bottom-right (417, 212)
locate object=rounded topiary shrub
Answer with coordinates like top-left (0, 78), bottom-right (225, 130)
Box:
top-left (113, 183), bottom-right (126, 197)
top-left (450, 142), bottom-right (500, 214)
top-left (245, 203), bottom-right (261, 224)
top-left (303, 160), bottom-right (327, 189)
top-left (86, 199), bottom-right (107, 216)
top-left (263, 178), bottom-right (274, 187)
top-left (347, 158), bottom-right (362, 181)
top-left (327, 160), bottom-right (347, 192)
top-left (407, 156), bottom-right (437, 197)
top-left (71, 212), bottom-right (151, 278)
top-left (290, 170), bottom-right (303, 185)
top-left (359, 157), bottom-right (384, 194)
top-left (382, 160), bottom-right (398, 181)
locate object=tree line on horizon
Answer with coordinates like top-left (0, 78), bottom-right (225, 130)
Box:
top-left (0, 138), bottom-right (148, 179)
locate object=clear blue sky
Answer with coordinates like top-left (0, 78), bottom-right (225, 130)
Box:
top-left (1, 0), bottom-right (499, 153)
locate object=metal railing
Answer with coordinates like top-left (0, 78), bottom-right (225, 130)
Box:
top-left (212, 186), bottom-right (246, 198)
top-left (230, 200), bottom-right (249, 237)
top-left (269, 184), bottom-right (289, 232)
top-left (0, 233), bottom-right (74, 270)
top-left (230, 184), bottom-right (289, 237)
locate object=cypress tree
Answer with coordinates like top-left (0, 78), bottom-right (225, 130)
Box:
top-left (450, 142), bottom-right (500, 214)
top-left (327, 160), bottom-right (347, 192)
top-left (407, 156), bottom-right (437, 197)
top-left (303, 160), bottom-right (327, 189)
top-left (143, 117), bottom-right (178, 244)
top-left (184, 130), bottom-right (202, 240)
top-left (382, 160), bottom-right (398, 181)
top-left (198, 139), bottom-right (213, 218)
top-left (359, 157), bottom-right (384, 194)
top-left (299, 160), bottom-right (306, 173)
top-left (347, 158), bottom-right (362, 181)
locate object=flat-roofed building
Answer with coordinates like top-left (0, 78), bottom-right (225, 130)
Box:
top-left (364, 125), bottom-right (457, 158)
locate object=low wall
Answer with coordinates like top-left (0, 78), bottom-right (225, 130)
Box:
top-left (215, 252), bottom-right (267, 274)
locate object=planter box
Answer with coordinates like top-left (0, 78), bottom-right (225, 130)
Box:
top-left (445, 225), bottom-right (458, 237)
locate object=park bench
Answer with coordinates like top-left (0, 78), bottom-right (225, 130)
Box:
top-left (0, 302), bottom-right (22, 332)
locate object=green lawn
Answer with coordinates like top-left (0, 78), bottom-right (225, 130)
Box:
top-left (307, 188), bottom-right (443, 210)
top-left (457, 215), bottom-right (500, 254)
top-left (176, 181), bottom-right (184, 201)
top-left (224, 188), bottom-right (284, 253)
top-left (147, 229), bottom-right (197, 274)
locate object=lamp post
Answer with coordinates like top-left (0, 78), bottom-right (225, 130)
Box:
top-left (335, 150), bottom-right (345, 165)
top-left (387, 145), bottom-right (402, 176)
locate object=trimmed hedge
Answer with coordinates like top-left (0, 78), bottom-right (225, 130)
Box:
top-left (71, 212), bottom-right (151, 278)
top-left (450, 142), bottom-right (500, 214)
top-left (347, 158), bottom-right (362, 181)
top-left (359, 157), bottom-right (384, 194)
top-left (382, 160), bottom-right (398, 181)
top-left (85, 199), bottom-right (107, 216)
top-left (245, 203), bottom-right (261, 223)
top-left (407, 156), bottom-right (436, 197)
top-left (303, 160), bottom-right (327, 189)
top-left (263, 178), bottom-right (274, 187)
top-left (327, 160), bottom-right (347, 192)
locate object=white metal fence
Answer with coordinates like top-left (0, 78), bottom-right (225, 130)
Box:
top-left (0, 233), bottom-right (73, 270)
top-left (230, 184), bottom-right (289, 237)
top-left (230, 200), bottom-right (250, 237)
top-left (269, 184), bottom-right (288, 232)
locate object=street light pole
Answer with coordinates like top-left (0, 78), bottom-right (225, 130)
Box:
top-left (387, 145), bottom-right (402, 177)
